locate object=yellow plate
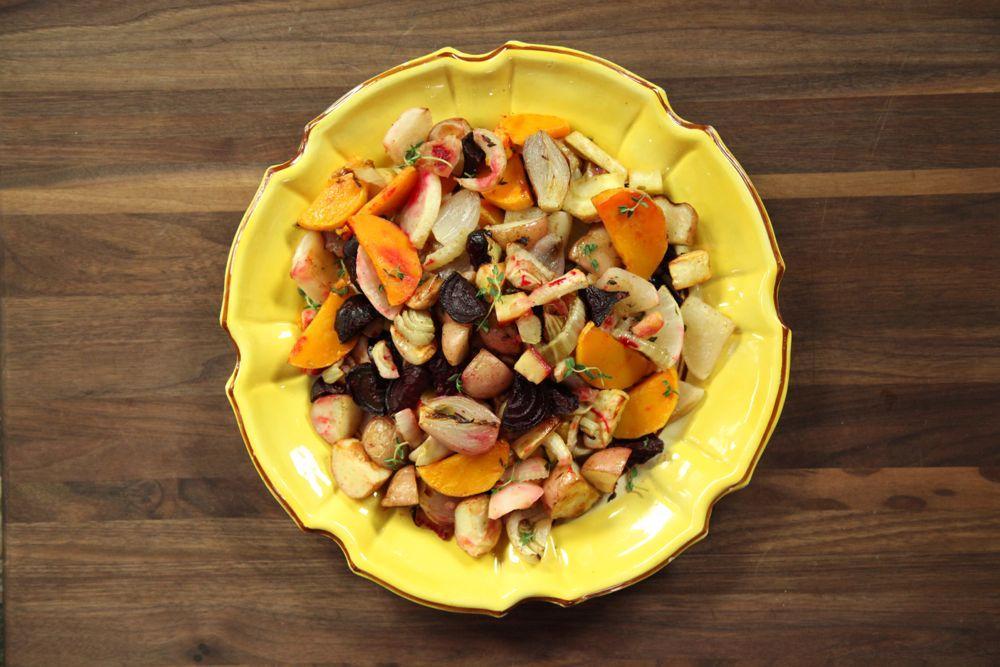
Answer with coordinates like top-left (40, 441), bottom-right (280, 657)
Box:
top-left (220, 42), bottom-right (790, 615)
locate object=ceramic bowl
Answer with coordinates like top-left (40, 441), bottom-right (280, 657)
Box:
top-left (221, 41), bottom-right (790, 615)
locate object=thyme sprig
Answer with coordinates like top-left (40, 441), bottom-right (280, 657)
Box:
top-left (617, 192), bottom-right (652, 218)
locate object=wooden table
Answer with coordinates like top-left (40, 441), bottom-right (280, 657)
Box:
top-left (2, 1), bottom-right (998, 663)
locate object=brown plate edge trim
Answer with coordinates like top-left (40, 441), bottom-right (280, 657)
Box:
top-left (219, 41), bottom-right (791, 617)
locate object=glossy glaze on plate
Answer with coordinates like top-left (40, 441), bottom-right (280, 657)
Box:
top-left (220, 42), bottom-right (791, 615)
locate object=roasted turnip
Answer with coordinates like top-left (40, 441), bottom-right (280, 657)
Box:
top-left (310, 394), bottom-right (363, 444)
top-left (454, 495), bottom-right (501, 557)
top-left (383, 107), bottom-right (433, 163)
top-left (460, 350), bottom-right (513, 399)
top-left (330, 438), bottom-right (392, 499)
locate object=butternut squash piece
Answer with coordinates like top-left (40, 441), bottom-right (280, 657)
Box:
top-left (574, 322), bottom-right (655, 390)
top-left (348, 213), bottom-right (422, 306)
top-left (614, 369), bottom-right (680, 439)
top-left (288, 288), bottom-right (356, 368)
top-left (358, 166), bottom-right (419, 217)
top-left (592, 188), bottom-right (668, 279)
top-left (482, 154), bottom-right (534, 211)
top-left (479, 199), bottom-right (504, 227)
top-left (417, 441), bottom-right (511, 497)
top-left (298, 172), bottom-right (367, 231)
top-left (497, 114), bottom-right (571, 146)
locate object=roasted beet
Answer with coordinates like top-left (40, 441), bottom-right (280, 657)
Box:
top-left (581, 286), bottom-right (625, 326)
top-left (614, 434), bottom-right (665, 465)
top-left (439, 272), bottom-right (488, 324)
top-left (385, 364), bottom-right (431, 413)
top-left (425, 352), bottom-right (461, 395)
top-left (466, 229), bottom-right (493, 267)
top-left (345, 363), bottom-right (389, 415)
top-left (335, 294), bottom-right (379, 342)
top-left (650, 244), bottom-right (686, 304)
top-left (544, 382), bottom-right (579, 417)
top-left (502, 375), bottom-right (550, 434)
top-left (310, 376), bottom-right (344, 402)
top-left (343, 236), bottom-right (361, 290)
top-left (460, 131), bottom-right (485, 178)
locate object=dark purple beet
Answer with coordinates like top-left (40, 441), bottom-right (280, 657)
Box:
top-left (439, 272), bottom-right (488, 324)
top-left (465, 229), bottom-right (493, 267)
top-left (345, 363), bottom-right (388, 415)
top-left (650, 244), bottom-right (687, 304)
top-left (385, 365), bottom-right (431, 413)
top-left (310, 376), bottom-right (344, 402)
top-left (425, 352), bottom-right (461, 395)
top-left (343, 236), bottom-right (361, 290)
top-left (614, 434), bottom-right (664, 464)
top-left (335, 294), bottom-right (379, 341)
top-left (545, 382), bottom-right (579, 417)
top-left (502, 375), bottom-right (550, 433)
top-left (460, 132), bottom-right (485, 178)
top-left (581, 286), bottom-right (625, 326)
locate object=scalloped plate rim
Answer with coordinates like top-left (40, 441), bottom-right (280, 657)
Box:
top-left (220, 41), bottom-right (791, 616)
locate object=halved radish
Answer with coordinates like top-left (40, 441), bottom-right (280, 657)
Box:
top-left (355, 248), bottom-right (402, 320)
top-left (457, 129), bottom-right (507, 192)
top-left (310, 394), bottom-right (363, 444)
top-left (290, 230), bottom-right (338, 303)
top-left (429, 117), bottom-right (472, 142)
top-left (510, 457), bottom-right (549, 482)
top-left (397, 170), bottom-right (442, 250)
top-left (383, 107), bottom-right (433, 163)
top-left (393, 408), bottom-right (423, 445)
top-left (417, 135), bottom-right (462, 177)
top-left (612, 286), bottom-right (684, 370)
top-left (487, 482), bottom-right (544, 519)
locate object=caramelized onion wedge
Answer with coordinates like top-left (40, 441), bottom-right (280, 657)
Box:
top-left (418, 396), bottom-right (500, 455)
top-left (522, 130), bottom-right (571, 212)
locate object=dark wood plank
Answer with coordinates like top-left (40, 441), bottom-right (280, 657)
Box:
top-left (2, 0), bottom-right (999, 663)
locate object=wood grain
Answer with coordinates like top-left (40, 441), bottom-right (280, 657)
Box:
top-left (2, 0), bottom-right (998, 663)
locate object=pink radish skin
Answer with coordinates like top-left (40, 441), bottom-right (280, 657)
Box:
top-left (300, 308), bottom-right (317, 330)
top-left (393, 408), bottom-right (423, 445)
top-left (356, 248), bottom-right (402, 320)
top-left (487, 482), bottom-right (544, 520)
top-left (417, 136), bottom-right (462, 177)
top-left (510, 457), bottom-right (548, 482)
top-left (397, 171), bottom-right (442, 250)
top-left (457, 130), bottom-right (507, 192)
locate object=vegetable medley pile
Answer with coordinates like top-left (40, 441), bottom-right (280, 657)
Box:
top-left (287, 109), bottom-right (735, 561)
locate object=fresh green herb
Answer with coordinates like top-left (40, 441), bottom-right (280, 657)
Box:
top-left (489, 478), bottom-right (513, 495)
top-left (331, 285), bottom-right (350, 297)
top-left (298, 288), bottom-right (324, 311)
top-left (384, 438), bottom-right (409, 468)
top-left (625, 467), bottom-right (638, 492)
top-left (518, 525), bottom-right (535, 547)
top-left (384, 266), bottom-right (407, 281)
top-left (338, 259), bottom-right (349, 279)
top-left (617, 192), bottom-right (652, 218)
top-left (580, 242), bottom-right (600, 270)
top-left (564, 358), bottom-right (612, 385)
top-left (449, 373), bottom-right (464, 394)
top-left (662, 381), bottom-right (674, 398)
top-left (476, 264), bottom-right (505, 331)
top-left (378, 284), bottom-right (385, 293)
top-left (404, 142), bottom-right (453, 168)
